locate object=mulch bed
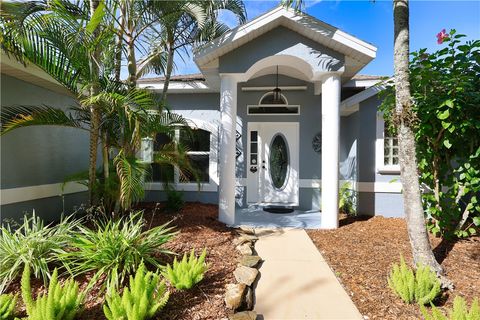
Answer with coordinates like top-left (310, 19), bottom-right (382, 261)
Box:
top-left (307, 215), bottom-right (480, 319)
top-left (7, 202), bottom-right (237, 320)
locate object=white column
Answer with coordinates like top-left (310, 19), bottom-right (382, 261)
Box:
top-left (219, 74), bottom-right (238, 225)
top-left (321, 74), bottom-right (341, 229)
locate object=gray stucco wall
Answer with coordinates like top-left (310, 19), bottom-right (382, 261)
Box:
top-left (219, 26), bottom-right (344, 74)
top-left (0, 74), bottom-right (90, 223)
top-left (355, 95), bottom-right (404, 217)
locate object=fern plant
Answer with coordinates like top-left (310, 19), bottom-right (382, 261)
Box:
top-left (21, 265), bottom-right (85, 320)
top-left (388, 256), bottom-right (441, 305)
top-left (0, 293), bottom-right (17, 320)
top-left (162, 248), bottom-right (208, 290)
top-left (421, 296), bottom-right (480, 320)
top-left (414, 264), bottom-right (442, 305)
top-left (103, 263), bottom-right (169, 320)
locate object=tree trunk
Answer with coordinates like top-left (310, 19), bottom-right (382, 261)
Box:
top-left (393, 0), bottom-right (451, 286)
top-left (161, 40), bottom-right (175, 105)
top-left (87, 0), bottom-right (102, 205)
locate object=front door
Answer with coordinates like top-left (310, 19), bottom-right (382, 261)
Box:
top-left (247, 122), bottom-right (299, 205)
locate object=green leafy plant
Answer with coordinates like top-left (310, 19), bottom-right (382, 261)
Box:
top-left (0, 293), bottom-right (17, 320)
top-left (0, 213), bottom-right (78, 292)
top-left (388, 256), bottom-right (441, 305)
top-left (421, 296), bottom-right (480, 320)
top-left (339, 182), bottom-right (356, 215)
top-left (21, 265), bottom-right (85, 320)
top-left (164, 187), bottom-right (185, 213)
top-left (380, 30), bottom-right (480, 238)
top-left (60, 211), bottom-right (176, 282)
top-left (162, 248), bottom-right (208, 290)
top-left (103, 263), bottom-right (169, 320)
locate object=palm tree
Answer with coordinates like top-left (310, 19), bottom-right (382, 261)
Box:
top-left (0, 0), bottom-right (112, 203)
top-left (283, 0), bottom-right (449, 284)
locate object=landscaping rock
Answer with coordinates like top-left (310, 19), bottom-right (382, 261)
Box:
top-left (236, 243), bottom-right (253, 255)
top-left (238, 226), bottom-right (256, 235)
top-left (225, 283), bottom-right (246, 310)
top-left (245, 287), bottom-right (254, 310)
top-left (229, 311), bottom-right (257, 320)
top-left (234, 266), bottom-right (259, 286)
top-left (239, 255), bottom-right (262, 268)
top-left (234, 234), bottom-right (259, 246)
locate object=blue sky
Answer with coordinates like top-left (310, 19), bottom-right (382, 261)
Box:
top-left (174, 0), bottom-right (480, 77)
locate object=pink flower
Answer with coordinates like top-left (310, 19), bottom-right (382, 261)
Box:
top-left (436, 29), bottom-right (449, 44)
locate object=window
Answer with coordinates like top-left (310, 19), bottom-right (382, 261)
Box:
top-left (151, 122), bottom-right (217, 189)
top-left (376, 115), bottom-right (400, 173)
top-left (247, 91), bottom-right (300, 115)
top-left (259, 91), bottom-right (288, 105)
top-left (383, 128), bottom-right (399, 166)
top-left (179, 128), bottom-right (210, 183)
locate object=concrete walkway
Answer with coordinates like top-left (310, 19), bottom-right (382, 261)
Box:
top-left (254, 228), bottom-right (363, 320)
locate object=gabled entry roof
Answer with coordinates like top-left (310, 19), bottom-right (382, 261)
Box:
top-left (194, 6), bottom-right (377, 87)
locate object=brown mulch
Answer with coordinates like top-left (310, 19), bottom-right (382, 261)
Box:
top-left (7, 202), bottom-right (237, 320)
top-left (307, 215), bottom-right (480, 320)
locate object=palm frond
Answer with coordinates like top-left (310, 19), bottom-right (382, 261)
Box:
top-left (114, 150), bottom-right (147, 210)
top-left (0, 105), bottom-right (84, 135)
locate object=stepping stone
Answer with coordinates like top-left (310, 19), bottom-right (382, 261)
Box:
top-left (239, 255), bottom-right (262, 268)
top-left (229, 311), bottom-right (257, 320)
top-left (225, 283), bottom-right (246, 310)
top-left (234, 266), bottom-right (259, 286)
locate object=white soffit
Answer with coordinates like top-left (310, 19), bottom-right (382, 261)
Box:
top-left (1, 53), bottom-right (72, 96)
top-left (194, 6), bottom-right (377, 70)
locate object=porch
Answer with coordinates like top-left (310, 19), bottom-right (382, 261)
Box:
top-left (234, 206), bottom-right (322, 229)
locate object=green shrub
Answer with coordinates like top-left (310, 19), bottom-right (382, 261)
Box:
top-left (421, 296), bottom-right (480, 320)
top-left (60, 211), bottom-right (176, 282)
top-left (339, 182), bottom-right (356, 215)
top-left (0, 213), bottom-right (78, 291)
top-left (388, 256), bottom-right (441, 305)
top-left (21, 265), bottom-right (85, 320)
top-left (165, 188), bottom-right (184, 213)
top-left (103, 263), bottom-right (169, 320)
top-left (162, 248), bottom-right (208, 290)
top-left (0, 293), bottom-right (17, 320)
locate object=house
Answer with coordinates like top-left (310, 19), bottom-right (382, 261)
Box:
top-left (0, 6), bottom-right (404, 227)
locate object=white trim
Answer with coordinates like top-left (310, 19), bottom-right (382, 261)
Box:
top-left (247, 104), bottom-right (300, 116)
top-left (137, 81), bottom-right (213, 93)
top-left (242, 86), bottom-right (307, 92)
top-left (0, 182), bottom-right (87, 205)
top-left (236, 178), bottom-right (402, 193)
top-left (343, 79), bottom-right (382, 88)
top-left (375, 115), bottom-right (400, 174)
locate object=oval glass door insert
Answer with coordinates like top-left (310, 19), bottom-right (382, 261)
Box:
top-left (269, 134), bottom-right (289, 189)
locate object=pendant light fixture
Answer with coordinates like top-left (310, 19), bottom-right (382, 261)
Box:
top-left (272, 65), bottom-right (283, 104)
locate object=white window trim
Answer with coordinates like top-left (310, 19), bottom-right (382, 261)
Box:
top-left (145, 118), bottom-right (219, 192)
top-left (376, 114), bottom-right (400, 174)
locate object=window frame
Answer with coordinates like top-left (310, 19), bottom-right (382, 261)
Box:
top-left (376, 114), bottom-right (400, 174)
top-left (147, 119), bottom-right (218, 192)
